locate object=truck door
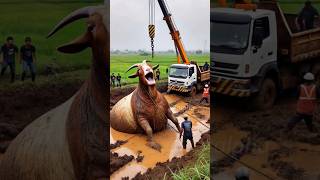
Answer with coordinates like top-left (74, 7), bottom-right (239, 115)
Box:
top-left (189, 66), bottom-right (196, 85)
top-left (250, 16), bottom-right (274, 76)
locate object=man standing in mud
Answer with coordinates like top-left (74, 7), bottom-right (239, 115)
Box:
top-left (20, 37), bottom-right (36, 82)
top-left (287, 72), bottom-right (320, 133)
top-left (200, 84), bottom-right (210, 104)
top-left (0, 37), bottom-right (18, 83)
top-left (180, 116), bottom-right (194, 149)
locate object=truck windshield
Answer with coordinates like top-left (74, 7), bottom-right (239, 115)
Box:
top-left (169, 67), bottom-right (188, 78)
top-left (211, 21), bottom-right (250, 54)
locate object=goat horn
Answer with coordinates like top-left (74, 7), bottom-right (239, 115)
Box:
top-left (126, 64), bottom-right (140, 72)
top-left (47, 6), bottom-right (96, 38)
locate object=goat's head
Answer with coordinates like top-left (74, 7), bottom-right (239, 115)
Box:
top-left (47, 5), bottom-right (109, 66)
top-left (127, 60), bottom-right (159, 86)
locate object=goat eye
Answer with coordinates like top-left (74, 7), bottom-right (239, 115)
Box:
top-left (87, 24), bottom-right (95, 31)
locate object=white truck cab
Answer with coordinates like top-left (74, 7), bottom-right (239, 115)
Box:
top-left (211, 7), bottom-right (278, 108)
top-left (168, 62), bottom-right (209, 96)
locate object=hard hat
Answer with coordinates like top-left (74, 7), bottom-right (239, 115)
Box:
top-left (205, 84), bottom-right (209, 88)
top-left (304, 72), bottom-right (314, 81)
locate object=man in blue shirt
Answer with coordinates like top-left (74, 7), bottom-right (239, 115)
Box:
top-left (0, 37), bottom-right (18, 83)
top-left (180, 116), bottom-right (194, 149)
top-left (20, 37), bottom-right (36, 82)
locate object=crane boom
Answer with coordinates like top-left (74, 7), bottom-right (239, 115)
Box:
top-left (157, 0), bottom-right (189, 64)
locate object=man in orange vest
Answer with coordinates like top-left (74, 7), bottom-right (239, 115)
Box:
top-left (200, 84), bottom-right (210, 104)
top-left (287, 72), bottom-right (319, 132)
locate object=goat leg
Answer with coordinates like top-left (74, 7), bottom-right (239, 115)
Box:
top-left (166, 108), bottom-right (182, 133)
top-left (137, 117), bottom-right (161, 152)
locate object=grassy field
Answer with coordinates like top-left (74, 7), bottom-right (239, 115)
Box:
top-left (0, 0), bottom-right (102, 75)
top-left (171, 144), bottom-right (210, 180)
top-left (110, 53), bottom-right (210, 85)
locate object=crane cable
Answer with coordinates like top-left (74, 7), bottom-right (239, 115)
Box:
top-left (149, 0), bottom-right (156, 58)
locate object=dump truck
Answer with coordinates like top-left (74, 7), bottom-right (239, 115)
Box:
top-left (211, 0), bottom-right (320, 109)
top-left (168, 62), bottom-right (210, 96)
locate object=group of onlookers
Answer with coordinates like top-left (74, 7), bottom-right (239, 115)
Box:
top-left (111, 73), bottom-right (122, 87)
top-left (0, 36), bottom-right (36, 83)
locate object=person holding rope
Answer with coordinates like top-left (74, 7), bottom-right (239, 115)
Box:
top-left (180, 116), bottom-right (194, 149)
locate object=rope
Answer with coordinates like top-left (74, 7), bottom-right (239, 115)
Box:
top-left (212, 144), bottom-right (276, 180)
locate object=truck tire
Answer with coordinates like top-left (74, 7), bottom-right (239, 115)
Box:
top-left (252, 78), bottom-right (276, 110)
top-left (189, 86), bottom-right (197, 97)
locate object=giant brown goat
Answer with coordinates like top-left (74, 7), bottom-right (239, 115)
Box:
top-left (110, 60), bottom-right (181, 151)
top-left (0, 4), bottom-right (109, 180)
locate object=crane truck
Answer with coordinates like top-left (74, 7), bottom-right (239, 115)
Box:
top-left (153, 0), bottom-right (210, 96)
top-left (211, 0), bottom-right (320, 109)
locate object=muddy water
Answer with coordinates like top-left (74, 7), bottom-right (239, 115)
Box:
top-left (213, 99), bottom-right (320, 179)
top-left (110, 94), bottom-right (210, 179)
top-left (279, 142), bottom-right (320, 179)
top-left (213, 141), bottom-right (280, 180)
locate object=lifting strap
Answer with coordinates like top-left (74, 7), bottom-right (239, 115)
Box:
top-left (149, 0), bottom-right (155, 58)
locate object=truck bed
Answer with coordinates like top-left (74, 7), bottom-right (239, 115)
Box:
top-left (196, 65), bottom-right (210, 82)
top-left (258, 1), bottom-right (320, 63)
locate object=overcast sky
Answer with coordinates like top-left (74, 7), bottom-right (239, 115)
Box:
top-left (110, 0), bottom-right (210, 51)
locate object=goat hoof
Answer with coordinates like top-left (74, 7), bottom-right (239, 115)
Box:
top-left (146, 141), bottom-right (161, 152)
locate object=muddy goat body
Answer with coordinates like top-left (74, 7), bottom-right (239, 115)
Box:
top-left (111, 87), bottom-right (169, 133)
top-left (110, 60), bottom-right (180, 150)
top-left (0, 4), bottom-right (109, 180)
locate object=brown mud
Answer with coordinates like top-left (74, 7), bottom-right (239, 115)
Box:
top-left (0, 81), bottom-right (82, 153)
top-left (110, 86), bottom-right (210, 179)
top-left (133, 132), bottom-right (210, 180)
top-left (213, 94), bottom-right (320, 179)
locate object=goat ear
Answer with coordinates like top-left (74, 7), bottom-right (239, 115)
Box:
top-left (152, 64), bottom-right (159, 70)
top-left (128, 71), bottom-right (139, 78)
top-left (57, 31), bottom-right (92, 54)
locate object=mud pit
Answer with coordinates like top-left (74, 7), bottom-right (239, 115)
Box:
top-left (0, 81), bottom-right (82, 153)
top-left (213, 95), bottom-right (320, 180)
top-left (110, 93), bottom-right (210, 179)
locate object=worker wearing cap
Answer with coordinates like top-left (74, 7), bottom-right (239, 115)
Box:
top-left (287, 72), bottom-right (320, 132)
top-left (180, 116), bottom-right (194, 149)
top-left (200, 84), bottom-right (210, 104)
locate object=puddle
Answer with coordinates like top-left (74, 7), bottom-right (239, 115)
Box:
top-left (110, 94), bottom-right (210, 179)
top-left (213, 124), bottom-right (248, 161)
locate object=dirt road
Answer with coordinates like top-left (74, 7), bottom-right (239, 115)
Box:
top-left (110, 88), bottom-right (210, 179)
top-left (212, 95), bottom-right (320, 180)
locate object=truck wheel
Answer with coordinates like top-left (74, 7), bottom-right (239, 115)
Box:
top-left (252, 78), bottom-right (276, 110)
top-left (189, 86), bottom-right (197, 97)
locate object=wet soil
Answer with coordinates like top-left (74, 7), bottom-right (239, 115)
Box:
top-left (213, 94), bottom-right (320, 179)
top-left (0, 80), bottom-right (82, 153)
top-left (132, 132), bottom-right (210, 180)
top-left (110, 86), bottom-right (210, 179)
top-left (110, 152), bottom-right (134, 174)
